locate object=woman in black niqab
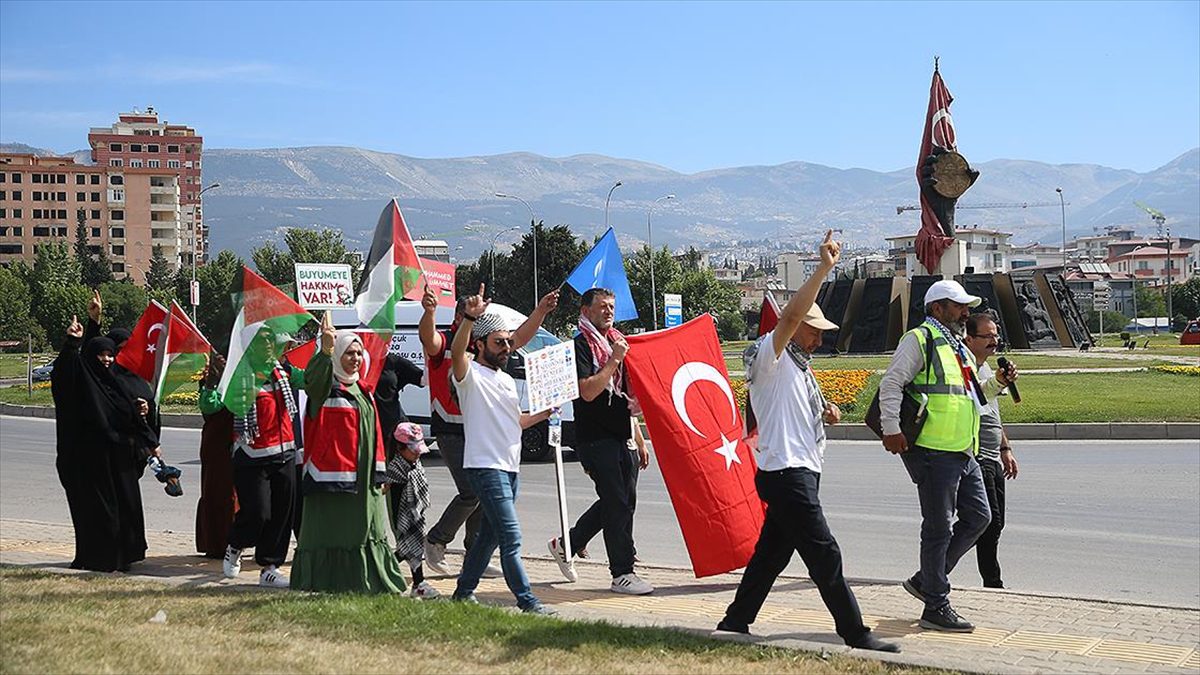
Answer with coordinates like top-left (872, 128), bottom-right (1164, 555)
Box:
top-left (52, 317), bottom-right (158, 572)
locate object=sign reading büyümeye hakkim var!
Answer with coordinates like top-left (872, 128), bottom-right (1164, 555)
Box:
top-left (295, 263), bottom-right (355, 310)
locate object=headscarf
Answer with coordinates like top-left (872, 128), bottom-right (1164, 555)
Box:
top-left (333, 330), bottom-right (363, 386)
top-left (106, 328), bottom-right (132, 351)
top-left (80, 336), bottom-right (142, 444)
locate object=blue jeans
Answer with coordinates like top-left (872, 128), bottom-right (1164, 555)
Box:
top-left (900, 448), bottom-right (991, 610)
top-left (454, 468), bottom-right (540, 610)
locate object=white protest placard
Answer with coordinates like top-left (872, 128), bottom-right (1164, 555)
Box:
top-left (387, 329), bottom-right (425, 369)
top-left (295, 263), bottom-right (355, 310)
top-left (524, 341), bottom-right (579, 414)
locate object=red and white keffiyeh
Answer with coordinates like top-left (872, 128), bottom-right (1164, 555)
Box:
top-left (578, 314), bottom-right (640, 416)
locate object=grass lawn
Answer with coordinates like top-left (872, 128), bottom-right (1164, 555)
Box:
top-left (0, 568), bottom-right (939, 675)
top-left (0, 385), bottom-right (195, 415)
top-left (997, 371), bottom-right (1200, 423)
top-left (0, 353), bottom-right (54, 380)
top-left (722, 352), bottom-right (1185, 374)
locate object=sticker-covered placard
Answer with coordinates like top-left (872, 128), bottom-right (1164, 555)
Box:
top-left (525, 341), bottom-right (579, 414)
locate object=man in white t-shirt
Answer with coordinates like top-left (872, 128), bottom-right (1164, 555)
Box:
top-left (449, 285), bottom-right (554, 614)
top-left (714, 231), bottom-right (899, 654)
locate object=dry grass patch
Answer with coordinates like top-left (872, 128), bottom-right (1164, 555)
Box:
top-left (0, 568), bottom-right (946, 675)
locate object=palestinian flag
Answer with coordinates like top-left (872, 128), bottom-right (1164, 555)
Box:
top-left (116, 300), bottom-right (169, 382)
top-left (757, 291), bottom-right (781, 337)
top-left (153, 302), bottom-right (211, 402)
top-left (354, 199), bottom-right (425, 332)
top-left (218, 266), bottom-right (314, 416)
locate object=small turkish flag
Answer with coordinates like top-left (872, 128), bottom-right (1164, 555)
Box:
top-left (624, 314), bottom-right (765, 577)
top-left (116, 300), bottom-right (169, 382)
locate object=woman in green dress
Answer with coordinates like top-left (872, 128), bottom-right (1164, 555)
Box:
top-left (291, 313), bottom-right (407, 593)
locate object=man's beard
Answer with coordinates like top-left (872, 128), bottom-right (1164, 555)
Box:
top-left (481, 348), bottom-right (508, 369)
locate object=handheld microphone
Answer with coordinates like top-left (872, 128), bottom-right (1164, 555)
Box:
top-left (996, 357), bottom-right (1020, 403)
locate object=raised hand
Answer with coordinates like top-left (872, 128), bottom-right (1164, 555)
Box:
top-left (464, 283), bottom-right (490, 319)
top-left (87, 288), bottom-right (102, 323)
top-left (421, 283), bottom-right (438, 313)
top-left (819, 229), bottom-right (842, 269)
top-left (67, 314), bottom-right (83, 339)
top-left (320, 311), bottom-right (336, 354)
top-left (536, 289), bottom-right (560, 315)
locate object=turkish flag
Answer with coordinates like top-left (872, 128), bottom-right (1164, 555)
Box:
top-left (282, 332), bottom-right (389, 390)
top-left (757, 292), bottom-right (780, 338)
top-left (624, 314), bottom-right (765, 577)
top-left (116, 300), bottom-right (169, 382)
top-left (914, 65), bottom-right (959, 274)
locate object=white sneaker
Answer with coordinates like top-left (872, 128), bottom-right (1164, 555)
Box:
top-left (547, 537), bottom-right (578, 583)
top-left (222, 545), bottom-right (242, 578)
top-left (259, 566), bottom-right (289, 588)
top-left (611, 573), bottom-right (653, 595)
top-left (482, 562), bottom-right (504, 579)
top-left (424, 540), bottom-right (451, 576)
top-left (410, 580), bottom-right (441, 600)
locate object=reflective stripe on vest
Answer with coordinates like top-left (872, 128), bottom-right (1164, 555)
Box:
top-left (303, 382), bottom-right (386, 494)
top-left (910, 322), bottom-right (979, 453)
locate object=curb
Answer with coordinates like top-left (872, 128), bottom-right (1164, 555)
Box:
top-left (3, 403), bottom-right (1197, 440)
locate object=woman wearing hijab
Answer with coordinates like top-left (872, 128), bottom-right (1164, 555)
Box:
top-left (51, 314), bottom-right (160, 572)
top-left (291, 313), bottom-right (407, 593)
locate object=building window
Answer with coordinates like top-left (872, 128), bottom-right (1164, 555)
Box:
top-left (112, 245), bottom-right (125, 256)
top-left (184, 161), bottom-right (193, 168)
top-left (32, 209), bottom-right (41, 218)
top-left (1137, 261), bottom-right (1149, 270)
top-left (32, 174), bottom-right (41, 184)
top-left (112, 262), bottom-right (124, 273)
top-left (91, 192), bottom-right (100, 202)
top-left (167, 159), bottom-right (180, 169)
top-left (111, 210), bottom-right (124, 221)
top-left (109, 175), bottom-right (123, 186)
top-left (90, 175), bottom-right (99, 185)
top-left (32, 192), bottom-right (41, 202)
top-left (129, 159), bottom-right (143, 168)
top-left (109, 143), bottom-right (122, 152)
top-left (111, 227), bottom-right (124, 238)
top-left (0, 226), bottom-right (6, 235)
top-left (109, 158), bottom-right (122, 167)
top-left (0, 244), bottom-right (22, 255)
top-left (57, 192), bottom-right (66, 201)
top-left (0, 173), bottom-right (5, 183)
top-left (77, 192), bottom-right (86, 201)
top-left (147, 144), bottom-right (159, 153)
top-left (109, 189), bottom-right (124, 202)
top-left (0, 191), bottom-right (5, 200)
top-left (167, 145), bottom-right (179, 153)
top-left (76, 174), bottom-right (85, 185)
top-left (0, 209), bottom-right (5, 219)
top-left (130, 144), bottom-right (142, 152)
top-left (57, 174), bottom-right (66, 184)
top-left (11, 174), bottom-right (20, 183)
top-left (55, 226), bottom-right (67, 237)
top-left (91, 209), bottom-right (100, 220)
top-left (11, 191), bottom-right (19, 200)
top-left (57, 209), bottom-right (67, 219)
top-left (91, 228), bottom-right (101, 238)
top-left (33, 226), bottom-right (49, 237)
top-left (147, 159), bottom-right (160, 168)
top-left (12, 211), bottom-right (20, 220)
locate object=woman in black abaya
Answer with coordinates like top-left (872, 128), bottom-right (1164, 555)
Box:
top-left (51, 315), bottom-right (160, 572)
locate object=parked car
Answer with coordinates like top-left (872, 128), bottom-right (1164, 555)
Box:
top-left (1181, 319), bottom-right (1200, 346)
top-left (31, 363), bottom-right (54, 382)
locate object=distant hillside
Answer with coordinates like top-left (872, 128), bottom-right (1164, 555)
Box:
top-left (5, 142), bottom-right (1196, 255)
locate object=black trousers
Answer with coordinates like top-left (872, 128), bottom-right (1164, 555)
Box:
top-left (974, 458), bottom-right (1006, 588)
top-left (724, 467), bottom-right (868, 642)
top-left (570, 438), bottom-right (639, 577)
top-left (228, 457), bottom-right (295, 567)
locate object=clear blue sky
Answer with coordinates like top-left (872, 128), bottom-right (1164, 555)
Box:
top-left (1, 1), bottom-right (1197, 174)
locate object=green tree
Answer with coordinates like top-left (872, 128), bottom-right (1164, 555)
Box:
top-left (98, 281), bottom-right (149, 334)
top-left (145, 244), bottom-right (178, 304)
top-left (74, 208), bottom-right (113, 287)
top-left (1135, 283), bottom-right (1166, 319)
top-left (1169, 276), bottom-right (1200, 321)
top-left (30, 243), bottom-right (90, 349)
top-left (251, 226), bottom-right (362, 293)
top-left (1086, 308), bottom-right (1131, 335)
top-left (481, 223), bottom-right (587, 335)
top-left (0, 266), bottom-right (46, 349)
top-left (625, 245), bottom-right (684, 332)
top-left (195, 249), bottom-right (245, 355)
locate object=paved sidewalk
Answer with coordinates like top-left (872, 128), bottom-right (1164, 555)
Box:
top-left (2, 518), bottom-right (1197, 674)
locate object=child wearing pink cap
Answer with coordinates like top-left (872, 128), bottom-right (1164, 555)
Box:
top-left (387, 422), bottom-right (438, 599)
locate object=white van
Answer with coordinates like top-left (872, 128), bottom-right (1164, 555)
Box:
top-left (328, 301), bottom-right (574, 462)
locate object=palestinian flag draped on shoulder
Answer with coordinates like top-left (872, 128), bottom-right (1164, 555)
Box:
top-left (218, 266), bottom-right (314, 416)
top-left (351, 199), bottom-right (426, 388)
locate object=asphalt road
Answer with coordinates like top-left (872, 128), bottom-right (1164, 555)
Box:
top-left (2, 415), bottom-right (1197, 607)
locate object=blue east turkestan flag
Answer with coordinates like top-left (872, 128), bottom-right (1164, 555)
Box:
top-left (564, 227), bottom-right (639, 322)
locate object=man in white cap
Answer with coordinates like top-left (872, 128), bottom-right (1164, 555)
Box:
top-left (714, 231), bottom-right (899, 654)
top-left (879, 279), bottom-right (1015, 633)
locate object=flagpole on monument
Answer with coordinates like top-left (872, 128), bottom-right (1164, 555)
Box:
top-left (495, 192), bottom-right (538, 309)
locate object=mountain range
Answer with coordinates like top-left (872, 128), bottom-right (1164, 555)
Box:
top-left (4, 142), bottom-right (1197, 259)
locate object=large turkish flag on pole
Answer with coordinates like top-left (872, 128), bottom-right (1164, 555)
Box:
top-left (915, 63), bottom-right (959, 274)
top-left (624, 314), bottom-right (765, 577)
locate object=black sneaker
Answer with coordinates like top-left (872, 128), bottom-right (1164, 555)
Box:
top-left (902, 574), bottom-right (927, 603)
top-left (711, 619), bottom-right (751, 637)
top-left (845, 631), bottom-right (901, 653)
top-left (919, 604), bottom-right (975, 633)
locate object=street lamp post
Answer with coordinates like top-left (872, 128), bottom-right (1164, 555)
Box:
top-left (647, 194), bottom-right (675, 330)
top-left (192, 183), bottom-right (221, 321)
top-left (604, 181), bottom-right (623, 231)
top-left (465, 224), bottom-right (520, 290)
top-left (1056, 187), bottom-right (1067, 273)
top-left (494, 192), bottom-right (537, 309)
top-left (1164, 224), bottom-right (1174, 330)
